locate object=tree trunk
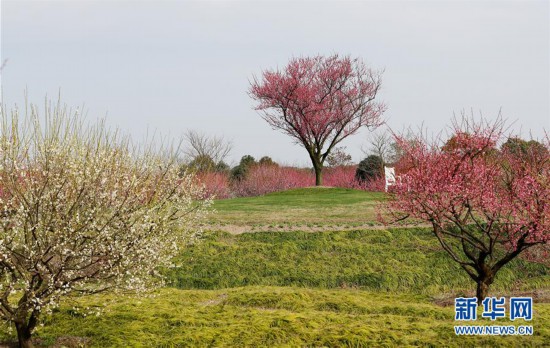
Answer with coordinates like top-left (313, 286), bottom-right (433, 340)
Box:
top-left (475, 273), bottom-right (495, 305)
top-left (474, 262), bottom-right (496, 305)
top-left (476, 281), bottom-right (489, 305)
top-left (314, 166), bottom-right (323, 186)
top-left (307, 151), bottom-right (324, 186)
top-left (15, 322), bottom-right (34, 348)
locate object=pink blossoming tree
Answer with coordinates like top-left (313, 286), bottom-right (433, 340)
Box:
top-left (386, 118), bottom-right (549, 303)
top-left (249, 54), bottom-right (386, 185)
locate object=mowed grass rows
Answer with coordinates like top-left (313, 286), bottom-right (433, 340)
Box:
top-left (165, 229), bottom-right (549, 295)
top-left (1, 188), bottom-right (548, 346)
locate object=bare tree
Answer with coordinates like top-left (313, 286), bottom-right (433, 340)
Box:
top-left (183, 130), bottom-right (232, 167)
top-left (326, 146), bottom-right (352, 167)
top-left (362, 129), bottom-right (403, 165)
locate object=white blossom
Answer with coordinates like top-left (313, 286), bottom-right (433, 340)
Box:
top-left (0, 99), bottom-right (211, 340)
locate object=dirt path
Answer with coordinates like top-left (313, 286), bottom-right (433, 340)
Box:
top-left (202, 223), bottom-right (431, 234)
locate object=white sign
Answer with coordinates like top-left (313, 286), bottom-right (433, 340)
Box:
top-left (384, 166), bottom-right (395, 192)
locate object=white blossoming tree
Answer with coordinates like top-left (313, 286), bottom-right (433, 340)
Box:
top-left (0, 100), bottom-right (210, 347)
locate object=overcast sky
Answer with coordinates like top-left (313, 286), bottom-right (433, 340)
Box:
top-left (1, 0), bottom-right (549, 166)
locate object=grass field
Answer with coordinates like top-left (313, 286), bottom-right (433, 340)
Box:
top-left (165, 229), bottom-right (548, 295)
top-left (1, 188), bottom-right (548, 347)
top-left (5, 287), bottom-right (548, 347)
top-left (207, 188), bottom-right (386, 227)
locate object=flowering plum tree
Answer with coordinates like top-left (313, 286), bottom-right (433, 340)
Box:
top-left (249, 54), bottom-right (386, 185)
top-left (386, 118), bottom-right (549, 303)
top-left (0, 101), bottom-right (210, 347)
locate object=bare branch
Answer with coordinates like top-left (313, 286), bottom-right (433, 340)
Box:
top-left (182, 129), bottom-right (232, 165)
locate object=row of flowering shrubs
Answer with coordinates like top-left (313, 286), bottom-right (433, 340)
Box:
top-left (322, 165), bottom-right (384, 191)
top-left (194, 164), bottom-right (385, 199)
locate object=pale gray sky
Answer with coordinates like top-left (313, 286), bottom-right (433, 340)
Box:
top-left (1, 0), bottom-right (549, 165)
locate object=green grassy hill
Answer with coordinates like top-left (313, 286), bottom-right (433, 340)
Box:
top-left (1, 188), bottom-right (548, 347)
top-left (208, 187), bottom-right (385, 226)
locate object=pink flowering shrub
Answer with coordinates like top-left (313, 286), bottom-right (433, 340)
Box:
top-left (231, 164), bottom-right (313, 197)
top-left (193, 163), bottom-right (388, 199)
top-left (323, 165), bottom-right (386, 191)
top-left (360, 176), bottom-right (386, 191)
top-left (195, 171), bottom-right (232, 199)
top-left (323, 165), bottom-right (358, 188)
